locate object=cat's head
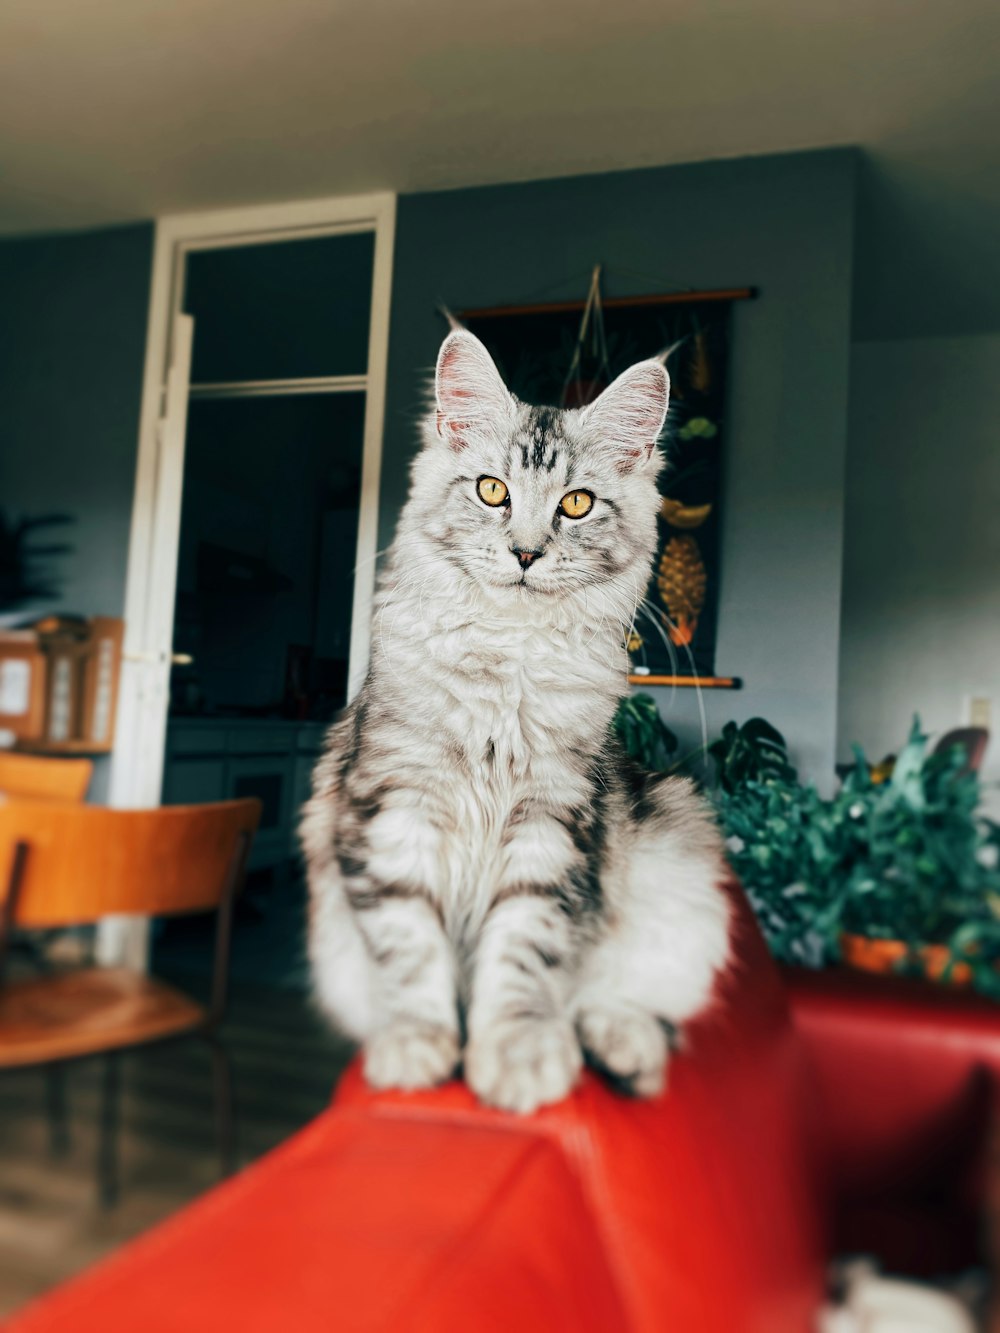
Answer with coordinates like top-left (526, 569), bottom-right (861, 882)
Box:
top-left (406, 328), bottom-right (668, 606)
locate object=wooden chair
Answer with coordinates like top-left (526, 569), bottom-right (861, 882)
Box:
top-left (934, 726), bottom-right (990, 775)
top-left (0, 752), bottom-right (93, 802)
top-left (0, 797), bottom-right (261, 1205)
top-left (0, 753), bottom-right (94, 974)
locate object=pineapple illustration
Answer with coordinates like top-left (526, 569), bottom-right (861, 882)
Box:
top-left (657, 535), bottom-right (707, 646)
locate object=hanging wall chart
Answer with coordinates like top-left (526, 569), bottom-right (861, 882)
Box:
top-left (457, 273), bottom-right (755, 686)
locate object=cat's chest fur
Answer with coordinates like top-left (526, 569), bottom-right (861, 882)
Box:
top-left (369, 594), bottom-right (618, 931)
top-left (414, 639), bottom-right (597, 945)
top-left (419, 603), bottom-right (617, 779)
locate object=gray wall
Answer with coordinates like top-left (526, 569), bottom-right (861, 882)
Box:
top-left (381, 149), bottom-right (857, 784)
top-left (0, 223), bottom-right (153, 618)
top-left (0, 223), bottom-right (153, 798)
top-left (0, 151), bottom-right (861, 790)
top-left (838, 335), bottom-right (1000, 808)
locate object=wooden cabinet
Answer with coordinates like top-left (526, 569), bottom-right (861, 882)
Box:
top-left (163, 719), bottom-right (325, 870)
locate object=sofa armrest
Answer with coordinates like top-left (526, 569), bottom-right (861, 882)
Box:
top-left (783, 964), bottom-right (1000, 1183)
top-left (782, 964), bottom-right (1000, 1271)
top-left (789, 959), bottom-right (1000, 1071)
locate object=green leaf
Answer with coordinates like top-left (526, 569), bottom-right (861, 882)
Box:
top-left (713, 711), bottom-right (1000, 1000)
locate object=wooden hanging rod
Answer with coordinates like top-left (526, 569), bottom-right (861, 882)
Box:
top-left (459, 288), bottom-right (757, 322)
top-left (627, 675), bottom-right (742, 689)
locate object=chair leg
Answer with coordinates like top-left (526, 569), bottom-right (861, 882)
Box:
top-left (206, 1035), bottom-right (237, 1178)
top-left (45, 1064), bottom-right (71, 1157)
top-left (96, 1052), bottom-right (121, 1209)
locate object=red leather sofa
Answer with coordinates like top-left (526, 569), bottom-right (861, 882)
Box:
top-left (9, 883), bottom-right (1000, 1332)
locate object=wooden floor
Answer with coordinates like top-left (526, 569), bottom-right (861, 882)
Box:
top-left (0, 978), bottom-right (353, 1318)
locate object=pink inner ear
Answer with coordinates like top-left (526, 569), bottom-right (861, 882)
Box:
top-left (437, 409), bottom-right (469, 450)
top-left (438, 343), bottom-right (476, 408)
top-left (440, 380), bottom-right (475, 406)
top-left (622, 368), bottom-right (669, 439)
top-left (616, 447), bottom-right (645, 475)
top-left (435, 331), bottom-right (510, 448)
top-left (437, 346), bottom-right (477, 445)
top-left (586, 361), bottom-right (669, 471)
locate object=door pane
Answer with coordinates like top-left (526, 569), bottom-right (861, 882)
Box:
top-left (170, 392), bottom-right (365, 720)
top-left (184, 232), bottom-right (374, 383)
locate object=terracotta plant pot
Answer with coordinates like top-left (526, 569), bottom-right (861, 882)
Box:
top-left (839, 933), bottom-right (973, 985)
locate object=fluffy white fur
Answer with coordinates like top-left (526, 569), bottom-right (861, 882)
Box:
top-left (302, 329), bottom-right (730, 1113)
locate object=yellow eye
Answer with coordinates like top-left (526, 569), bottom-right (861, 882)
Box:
top-left (477, 476), bottom-right (509, 507)
top-left (559, 489), bottom-right (594, 519)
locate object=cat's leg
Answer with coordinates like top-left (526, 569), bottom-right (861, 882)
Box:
top-left (310, 862), bottom-right (460, 1089)
top-left (464, 892), bottom-right (583, 1113)
top-left (308, 792), bottom-right (461, 1091)
top-left (573, 780), bottom-right (730, 1097)
top-left (464, 817), bottom-right (590, 1114)
top-left (575, 1001), bottom-right (671, 1096)
top-left (308, 864), bottom-right (378, 1041)
top-left (351, 890), bottom-right (460, 1092)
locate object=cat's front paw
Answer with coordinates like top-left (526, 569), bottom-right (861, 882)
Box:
top-left (577, 1004), bottom-right (668, 1097)
top-left (465, 1018), bottom-right (582, 1114)
top-left (363, 1021), bottom-right (460, 1091)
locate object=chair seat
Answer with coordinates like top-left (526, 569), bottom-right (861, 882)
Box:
top-left (0, 967), bottom-right (208, 1067)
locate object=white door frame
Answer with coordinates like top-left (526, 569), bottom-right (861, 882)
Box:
top-left (99, 191), bottom-right (396, 968)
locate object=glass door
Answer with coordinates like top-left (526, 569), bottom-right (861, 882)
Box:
top-left (155, 229), bottom-right (376, 987)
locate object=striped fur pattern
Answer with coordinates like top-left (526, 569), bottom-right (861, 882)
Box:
top-left (302, 330), bottom-right (730, 1113)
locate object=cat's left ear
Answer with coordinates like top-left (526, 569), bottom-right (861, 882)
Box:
top-left (582, 360), bottom-right (670, 472)
top-left (435, 330), bottom-right (512, 450)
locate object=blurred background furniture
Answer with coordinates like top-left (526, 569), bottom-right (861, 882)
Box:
top-left (9, 877), bottom-right (1000, 1331)
top-left (0, 797), bottom-right (260, 1205)
top-left (836, 725), bottom-right (990, 785)
top-left (787, 964), bottom-right (1000, 1280)
top-left (0, 753), bottom-right (93, 803)
top-left (0, 752), bottom-right (95, 980)
top-left (934, 726), bottom-right (990, 776)
top-left (163, 719), bottom-right (324, 874)
top-left (0, 617), bottom-right (124, 753)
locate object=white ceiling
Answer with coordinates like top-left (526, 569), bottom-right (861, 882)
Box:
top-left (2, 0), bottom-right (999, 336)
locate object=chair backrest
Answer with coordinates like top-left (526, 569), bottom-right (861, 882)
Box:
top-left (0, 753), bottom-right (93, 803)
top-left (0, 798), bottom-right (261, 928)
top-left (933, 726), bottom-right (989, 775)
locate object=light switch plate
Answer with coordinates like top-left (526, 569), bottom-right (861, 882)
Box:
top-left (967, 696), bottom-right (992, 729)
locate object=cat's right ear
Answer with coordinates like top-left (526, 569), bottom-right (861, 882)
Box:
top-left (580, 359), bottom-right (670, 473)
top-left (435, 330), bottom-right (511, 450)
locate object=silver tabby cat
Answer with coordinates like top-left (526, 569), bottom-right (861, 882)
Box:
top-left (302, 328), bottom-right (730, 1113)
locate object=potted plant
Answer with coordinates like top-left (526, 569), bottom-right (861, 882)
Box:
top-left (613, 693), bottom-right (679, 771)
top-left (832, 724), bottom-right (1000, 986)
top-left (0, 510), bottom-right (73, 625)
top-left (612, 700), bottom-right (1000, 993)
top-left (708, 717), bottom-right (797, 792)
top-left (716, 718), bottom-right (1000, 994)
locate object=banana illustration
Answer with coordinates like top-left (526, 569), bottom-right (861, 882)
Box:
top-left (660, 497), bottom-right (713, 530)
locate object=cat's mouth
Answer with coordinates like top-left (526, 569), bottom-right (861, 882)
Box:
top-left (469, 561), bottom-right (563, 597)
top-left (481, 570), bottom-right (552, 595)
top-left (514, 573), bottom-right (559, 596)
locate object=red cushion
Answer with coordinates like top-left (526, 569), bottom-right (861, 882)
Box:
top-left (785, 964), bottom-right (1000, 1274)
top-left (10, 886), bottom-right (826, 1332)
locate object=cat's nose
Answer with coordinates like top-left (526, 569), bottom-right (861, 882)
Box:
top-left (512, 546), bottom-right (544, 569)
